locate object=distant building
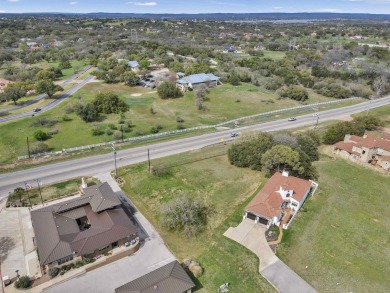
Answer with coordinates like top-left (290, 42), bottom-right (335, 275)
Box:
top-left (176, 73), bottom-right (220, 92)
top-left (176, 72), bottom-right (186, 79)
top-left (334, 133), bottom-right (390, 171)
top-left (115, 260), bottom-right (195, 293)
top-left (223, 45), bottom-right (238, 53)
top-left (31, 182), bottom-right (138, 269)
top-left (244, 172), bottom-right (317, 229)
top-left (0, 78), bottom-right (11, 92)
top-left (127, 61), bottom-right (140, 72)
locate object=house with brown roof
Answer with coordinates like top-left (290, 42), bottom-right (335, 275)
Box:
top-left (244, 172), bottom-right (317, 229)
top-left (0, 78), bottom-right (11, 92)
top-left (115, 260), bottom-right (195, 293)
top-left (30, 182), bottom-right (138, 269)
top-left (333, 133), bottom-right (390, 171)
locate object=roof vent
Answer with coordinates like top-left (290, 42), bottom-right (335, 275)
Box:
top-left (154, 285), bottom-right (158, 290)
top-left (282, 170), bottom-right (289, 177)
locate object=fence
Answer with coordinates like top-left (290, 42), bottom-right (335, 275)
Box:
top-left (18, 97), bottom-right (358, 160)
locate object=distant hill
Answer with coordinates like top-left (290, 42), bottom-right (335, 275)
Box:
top-left (1, 12), bottom-right (390, 21)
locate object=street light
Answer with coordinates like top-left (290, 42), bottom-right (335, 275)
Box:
top-left (111, 144), bottom-right (118, 178)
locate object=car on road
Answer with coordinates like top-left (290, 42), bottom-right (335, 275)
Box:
top-left (231, 132), bottom-right (239, 137)
top-left (312, 113), bottom-right (319, 117)
top-left (33, 108), bottom-right (41, 112)
top-left (288, 117), bottom-right (297, 121)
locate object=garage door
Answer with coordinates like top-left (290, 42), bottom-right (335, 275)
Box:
top-left (257, 217), bottom-right (269, 225)
top-left (247, 213), bottom-right (257, 221)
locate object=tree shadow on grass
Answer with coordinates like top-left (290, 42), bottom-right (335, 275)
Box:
top-left (0, 236), bottom-right (15, 262)
top-left (185, 269), bottom-right (204, 292)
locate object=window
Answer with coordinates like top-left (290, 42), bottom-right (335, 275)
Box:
top-left (58, 255), bottom-right (73, 265)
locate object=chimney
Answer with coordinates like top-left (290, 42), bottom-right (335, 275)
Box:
top-left (282, 170), bottom-right (289, 177)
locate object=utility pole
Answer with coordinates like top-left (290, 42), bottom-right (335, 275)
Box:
top-left (27, 137), bottom-right (31, 159)
top-left (24, 182), bottom-right (32, 208)
top-left (148, 149), bottom-right (151, 172)
top-left (36, 179), bottom-right (44, 206)
top-left (315, 116), bottom-right (319, 128)
top-left (111, 144), bottom-right (118, 178)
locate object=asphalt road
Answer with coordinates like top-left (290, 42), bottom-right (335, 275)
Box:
top-left (0, 75), bottom-right (94, 123)
top-left (0, 65), bottom-right (92, 115)
top-left (0, 96), bottom-right (389, 198)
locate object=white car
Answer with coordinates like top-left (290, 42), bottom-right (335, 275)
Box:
top-left (288, 117), bottom-right (297, 121)
top-left (312, 113), bottom-right (319, 117)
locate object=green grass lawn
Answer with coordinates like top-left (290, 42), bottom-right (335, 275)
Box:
top-left (277, 155), bottom-right (390, 293)
top-left (6, 177), bottom-right (99, 206)
top-left (0, 80), bottom-right (360, 164)
top-left (120, 147), bottom-right (275, 292)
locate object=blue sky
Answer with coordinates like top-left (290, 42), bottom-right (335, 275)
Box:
top-left (0, 0), bottom-right (390, 14)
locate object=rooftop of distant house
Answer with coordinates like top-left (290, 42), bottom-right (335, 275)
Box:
top-left (176, 73), bottom-right (219, 85)
top-left (115, 260), bottom-right (195, 293)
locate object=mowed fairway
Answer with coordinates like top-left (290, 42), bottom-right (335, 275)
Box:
top-left (121, 147), bottom-right (275, 292)
top-left (277, 155), bottom-right (390, 292)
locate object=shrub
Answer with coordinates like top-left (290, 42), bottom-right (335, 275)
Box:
top-left (277, 85), bottom-right (308, 101)
top-left (48, 128), bottom-right (58, 135)
top-left (113, 131), bottom-right (122, 141)
top-left (150, 127), bottom-right (159, 134)
top-left (161, 195), bottom-right (209, 238)
top-left (176, 116), bottom-right (184, 123)
top-left (60, 271), bottom-right (65, 276)
top-left (118, 119), bottom-right (125, 124)
top-left (177, 124), bottom-right (185, 130)
top-left (75, 261), bottom-right (84, 268)
top-left (108, 123), bottom-right (117, 130)
top-left (105, 128), bottom-right (113, 135)
top-left (92, 127), bottom-right (104, 136)
top-left (126, 120), bottom-right (133, 128)
top-left (135, 130), bottom-right (144, 136)
top-left (48, 267), bottom-right (60, 278)
top-left (157, 81), bottom-right (182, 99)
top-left (31, 142), bottom-right (49, 154)
top-left (14, 276), bottom-right (31, 289)
top-left (83, 258), bottom-right (92, 265)
top-left (189, 261), bottom-right (203, 278)
top-left (75, 103), bottom-right (99, 122)
top-left (152, 164), bottom-right (169, 177)
top-left (62, 114), bottom-right (72, 121)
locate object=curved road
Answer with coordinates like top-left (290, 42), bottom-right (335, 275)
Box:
top-left (0, 65), bottom-right (92, 115)
top-left (0, 96), bottom-right (389, 198)
top-left (0, 75), bottom-right (94, 123)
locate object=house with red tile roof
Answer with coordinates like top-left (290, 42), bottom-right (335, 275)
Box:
top-left (0, 78), bottom-right (11, 92)
top-left (244, 171), bottom-right (317, 230)
top-left (333, 133), bottom-right (390, 171)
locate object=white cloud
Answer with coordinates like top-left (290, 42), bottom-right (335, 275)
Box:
top-left (128, 2), bottom-right (158, 6)
top-left (69, 1), bottom-right (78, 4)
top-left (0, 10), bottom-right (6, 13)
top-left (7, 0), bottom-right (20, 2)
top-left (273, 6), bottom-right (283, 9)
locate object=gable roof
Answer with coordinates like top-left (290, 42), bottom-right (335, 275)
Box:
top-left (128, 61), bottom-right (139, 68)
top-left (31, 183), bottom-right (137, 265)
top-left (177, 73), bottom-right (219, 85)
top-left (349, 134), bottom-right (390, 151)
top-left (245, 172), bottom-right (312, 220)
top-left (115, 261), bottom-right (195, 293)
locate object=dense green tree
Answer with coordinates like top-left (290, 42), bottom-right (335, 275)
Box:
top-left (261, 145), bottom-right (304, 177)
top-left (277, 85), bottom-right (308, 101)
top-left (157, 81), bottom-right (182, 99)
top-left (228, 132), bottom-right (274, 170)
top-left (75, 103), bottom-right (99, 122)
top-left (0, 82), bottom-right (27, 104)
top-left (33, 130), bottom-right (49, 141)
top-left (120, 71), bottom-right (139, 86)
top-left (93, 91), bottom-right (129, 114)
top-left (297, 134), bottom-right (320, 162)
top-left (139, 60), bottom-right (150, 69)
top-left (35, 80), bottom-right (63, 98)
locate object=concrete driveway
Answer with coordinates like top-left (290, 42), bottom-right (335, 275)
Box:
top-left (224, 219), bottom-right (316, 293)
